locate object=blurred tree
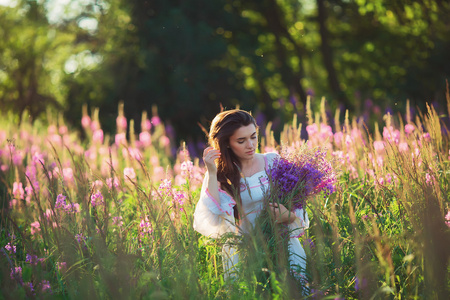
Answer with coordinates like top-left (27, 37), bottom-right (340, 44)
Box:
top-left (0, 1), bottom-right (59, 122)
top-left (1, 0), bottom-right (450, 142)
top-left (64, 0), bottom-right (261, 141)
top-left (0, 0), bottom-right (100, 124)
top-left (323, 0), bottom-right (450, 114)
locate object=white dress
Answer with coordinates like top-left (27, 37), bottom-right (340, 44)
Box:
top-left (193, 152), bottom-right (309, 279)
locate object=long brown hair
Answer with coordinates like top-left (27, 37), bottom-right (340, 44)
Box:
top-left (208, 109), bottom-right (258, 219)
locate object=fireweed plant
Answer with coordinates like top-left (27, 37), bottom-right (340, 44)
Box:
top-left (0, 98), bottom-right (449, 299)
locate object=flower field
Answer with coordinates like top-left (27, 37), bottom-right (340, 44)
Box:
top-left (1, 99), bottom-right (449, 299)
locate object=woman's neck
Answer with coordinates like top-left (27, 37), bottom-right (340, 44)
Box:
top-left (239, 154), bottom-right (263, 177)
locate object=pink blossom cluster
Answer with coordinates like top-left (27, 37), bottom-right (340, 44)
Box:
top-left (26, 253), bottom-right (44, 265)
top-left (445, 211), bottom-right (450, 228)
top-left (106, 177), bottom-right (120, 189)
top-left (112, 216), bottom-right (123, 227)
top-left (55, 194), bottom-right (80, 213)
top-left (91, 191), bottom-right (104, 207)
top-left (4, 242), bottom-right (16, 254)
top-left (140, 216), bottom-right (153, 237)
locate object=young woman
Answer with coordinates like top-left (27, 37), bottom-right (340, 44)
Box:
top-left (193, 109), bottom-right (309, 279)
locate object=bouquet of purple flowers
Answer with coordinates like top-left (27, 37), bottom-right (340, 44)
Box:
top-left (253, 144), bottom-right (337, 278)
top-left (267, 145), bottom-right (336, 212)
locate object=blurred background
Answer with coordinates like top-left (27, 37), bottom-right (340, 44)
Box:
top-left (1, 0), bottom-right (449, 149)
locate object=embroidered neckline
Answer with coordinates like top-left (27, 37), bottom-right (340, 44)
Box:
top-left (241, 154), bottom-right (269, 178)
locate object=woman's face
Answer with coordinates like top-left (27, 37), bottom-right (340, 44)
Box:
top-left (228, 124), bottom-right (258, 162)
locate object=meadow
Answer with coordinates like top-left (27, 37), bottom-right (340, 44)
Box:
top-left (1, 98), bottom-right (449, 299)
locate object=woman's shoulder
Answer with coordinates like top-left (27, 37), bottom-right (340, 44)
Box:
top-left (262, 152), bottom-right (280, 167)
top-left (262, 151), bottom-right (280, 160)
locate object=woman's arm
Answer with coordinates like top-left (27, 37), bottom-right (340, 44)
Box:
top-left (203, 147), bottom-right (221, 203)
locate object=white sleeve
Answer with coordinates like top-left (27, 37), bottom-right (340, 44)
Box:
top-left (193, 176), bottom-right (237, 238)
top-left (288, 208), bottom-right (310, 238)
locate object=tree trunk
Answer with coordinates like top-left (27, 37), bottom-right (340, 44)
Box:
top-left (317, 0), bottom-right (351, 108)
top-left (260, 0), bottom-right (308, 105)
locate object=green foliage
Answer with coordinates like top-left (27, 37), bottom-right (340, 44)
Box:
top-left (2, 0), bottom-right (450, 141)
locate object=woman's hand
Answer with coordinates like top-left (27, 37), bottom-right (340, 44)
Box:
top-left (268, 203), bottom-right (296, 224)
top-left (203, 147), bottom-right (221, 175)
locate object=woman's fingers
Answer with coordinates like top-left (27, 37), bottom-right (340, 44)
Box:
top-left (268, 203), bottom-right (292, 223)
top-left (203, 148), bottom-right (221, 173)
top-left (203, 148), bottom-right (220, 161)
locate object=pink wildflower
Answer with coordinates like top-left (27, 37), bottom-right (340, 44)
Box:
top-left (13, 182), bottom-right (24, 200)
top-left (142, 119), bottom-right (152, 131)
top-left (124, 167), bottom-right (136, 180)
top-left (25, 282), bottom-right (35, 293)
top-left (425, 173), bottom-right (435, 185)
top-left (66, 202), bottom-right (80, 213)
top-left (159, 135), bottom-right (170, 147)
top-left (116, 115), bottom-right (127, 131)
top-left (373, 141), bottom-right (385, 153)
top-left (91, 191), bottom-right (104, 207)
top-left (59, 125), bottom-right (68, 135)
top-left (319, 124), bottom-right (333, 141)
top-left (56, 262), bottom-right (67, 272)
top-left (445, 211), bottom-right (450, 227)
top-left (48, 125), bottom-right (57, 135)
top-left (158, 178), bottom-right (172, 196)
top-left (140, 217), bottom-right (153, 236)
top-left (50, 134), bottom-right (62, 146)
top-left (81, 116), bottom-right (91, 128)
top-left (12, 151), bottom-right (23, 166)
top-left (385, 173), bottom-right (393, 184)
top-left (180, 160), bottom-right (193, 177)
top-left (30, 221), bottom-right (41, 235)
top-left (62, 168), bottom-right (74, 183)
top-left (93, 129), bottom-right (104, 144)
top-left (173, 191), bottom-right (186, 210)
top-left (383, 126), bottom-right (400, 143)
top-left (126, 147), bottom-right (142, 161)
top-left (90, 120), bottom-right (100, 131)
top-left (345, 134), bottom-right (353, 146)
top-left (44, 209), bottom-right (54, 220)
top-left (10, 266), bottom-right (22, 281)
top-left (55, 194), bottom-right (67, 209)
top-left (32, 152), bottom-right (45, 165)
top-left (151, 116), bottom-right (161, 126)
top-left (25, 254), bottom-right (36, 264)
top-left (306, 123), bottom-right (318, 137)
top-left (92, 180), bottom-right (103, 189)
top-left (75, 233), bottom-right (86, 244)
top-left (4, 243), bottom-right (16, 254)
top-left (151, 155), bottom-right (159, 165)
top-left (139, 131), bottom-right (152, 146)
top-left (398, 142), bottom-right (409, 152)
top-left (112, 216), bottom-right (123, 227)
top-left (106, 177), bottom-right (120, 189)
top-left (153, 166), bottom-right (165, 181)
top-left (422, 133), bottom-right (431, 141)
top-left (405, 124), bottom-right (415, 134)
top-left (115, 133), bottom-right (127, 147)
top-left (334, 132), bottom-right (343, 147)
top-left (41, 280), bottom-right (51, 293)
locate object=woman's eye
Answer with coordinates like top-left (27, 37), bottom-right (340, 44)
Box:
top-left (251, 136), bottom-right (257, 140)
top-left (238, 141), bottom-right (244, 144)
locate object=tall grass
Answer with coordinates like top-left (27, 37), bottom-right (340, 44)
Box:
top-left (1, 99), bottom-right (449, 299)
